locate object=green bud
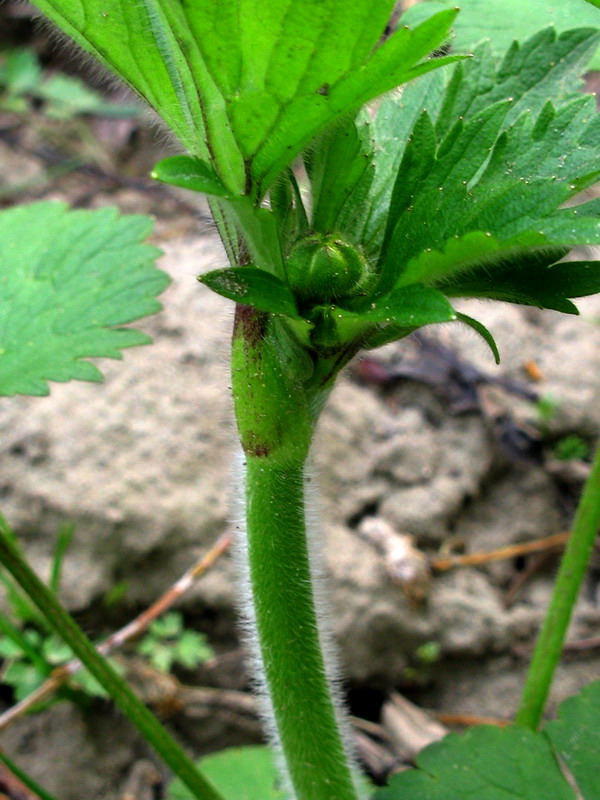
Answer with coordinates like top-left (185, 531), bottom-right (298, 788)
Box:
top-left (286, 233), bottom-right (373, 305)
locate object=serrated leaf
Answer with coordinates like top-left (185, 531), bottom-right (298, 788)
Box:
top-left (0, 202), bottom-right (168, 397)
top-left (375, 28), bottom-right (600, 313)
top-left (30, 1), bottom-right (462, 198)
top-left (353, 69), bottom-right (447, 255)
top-left (168, 746), bottom-right (285, 800)
top-left (199, 267), bottom-right (299, 318)
top-left (376, 681), bottom-right (600, 800)
top-left (151, 155), bottom-right (231, 197)
top-left (402, 0), bottom-right (600, 70)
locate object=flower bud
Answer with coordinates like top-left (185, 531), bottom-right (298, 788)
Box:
top-left (286, 233), bottom-right (373, 305)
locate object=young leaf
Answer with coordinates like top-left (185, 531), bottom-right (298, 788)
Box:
top-left (308, 111), bottom-right (373, 234)
top-left (199, 267), bottom-right (299, 318)
top-left (152, 155), bottom-right (232, 197)
top-left (0, 202), bottom-right (168, 397)
top-left (353, 69), bottom-right (447, 255)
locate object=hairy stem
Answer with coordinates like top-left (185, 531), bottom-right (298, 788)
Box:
top-left (515, 442), bottom-right (600, 729)
top-left (232, 305), bottom-right (361, 800)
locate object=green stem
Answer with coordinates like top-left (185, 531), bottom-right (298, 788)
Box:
top-left (0, 534), bottom-right (225, 800)
top-left (232, 306), bottom-right (361, 800)
top-left (0, 748), bottom-right (60, 800)
top-left (515, 442), bottom-right (600, 729)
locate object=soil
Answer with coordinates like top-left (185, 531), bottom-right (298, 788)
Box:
top-left (0, 8), bottom-right (599, 798)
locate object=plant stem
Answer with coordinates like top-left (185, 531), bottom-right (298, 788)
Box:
top-left (243, 457), bottom-right (359, 800)
top-left (515, 442), bottom-right (600, 729)
top-left (0, 533), bottom-right (225, 800)
top-left (232, 306), bottom-right (361, 800)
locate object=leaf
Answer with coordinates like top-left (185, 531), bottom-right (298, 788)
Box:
top-left (455, 313), bottom-right (500, 364)
top-left (440, 247), bottom-right (600, 314)
top-left (375, 725), bottom-right (577, 799)
top-left (401, 0), bottom-right (600, 69)
top-left (340, 283), bottom-right (456, 326)
top-left (168, 746), bottom-right (285, 800)
top-left (0, 202), bottom-right (168, 397)
top-left (375, 28), bottom-right (600, 312)
top-left (375, 680), bottom-right (600, 800)
top-left (545, 681), bottom-right (600, 800)
top-left (1, 49), bottom-right (42, 95)
top-left (152, 155), bottom-right (231, 197)
top-left (308, 111), bottom-right (374, 234)
top-left (28, 0), bottom-right (246, 193)
top-left (30, 0), bottom-right (463, 197)
top-left (199, 267), bottom-right (299, 317)
top-left (353, 69), bottom-right (447, 255)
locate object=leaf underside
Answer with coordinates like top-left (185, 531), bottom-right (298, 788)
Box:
top-left (0, 202), bottom-right (168, 397)
top-left (28, 0), bottom-right (463, 197)
top-left (375, 680), bottom-right (600, 800)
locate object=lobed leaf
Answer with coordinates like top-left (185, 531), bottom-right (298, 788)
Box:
top-left (0, 202), bottom-right (168, 397)
top-left (375, 27), bottom-right (600, 314)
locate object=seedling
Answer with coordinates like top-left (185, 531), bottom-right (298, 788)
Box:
top-left (1, 3), bottom-right (600, 800)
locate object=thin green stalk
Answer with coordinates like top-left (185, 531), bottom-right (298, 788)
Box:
top-left (0, 533), bottom-right (225, 800)
top-left (0, 748), bottom-right (60, 800)
top-left (232, 305), bottom-right (361, 800)
top-left (516, 442), bottom-right (600, 729)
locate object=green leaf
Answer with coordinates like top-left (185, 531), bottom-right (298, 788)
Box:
top-left (375, 681), bottom-right (600, 800)
top-left (308, 111), bottom-right (373, 234)
top-left (376, 725), bottom-right (577, 799)
top-left (0, 202), bottom-right (168, 397)
top-left (30, 1), bottom-right (462, 197)
top-left (545, 681), bottom-right (600, 800)
top-left (401, 0), bottom-right (600, 69)
top-left (168, 746), bottom-right (285, 800)
top-left (1, 49), bottom-right (42, 95)
top-left (341, 283), bottom-right (456, 326)
top-left (152, 155), bottom-right (231, 197)
top-left (199, 267), bottom-right (299, 317)
top-left (455, 313), bottom-right (500, 364)
top-left (375, 28), bottom-right (600, 312)
top-left (440, 248), bottom-right (600, 314)
top-left (353, 69), bottom-right (447, 255)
